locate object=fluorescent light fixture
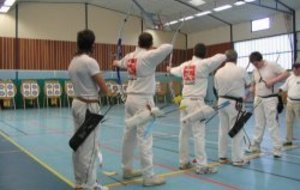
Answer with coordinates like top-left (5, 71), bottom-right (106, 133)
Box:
top-left (252, 17), bottom-right (270, 32)
top-left (180, 15), bottom-right (195, 21)
top-left (234, 1), bottom-right (246, 6)
top-left (195, 11), bottom-right (211, 17)
top-left (0, 0), bottom-right (16, 13)
top-left (4, 0), bottom-right (16, 6)
top-left (188, 0), bottom-right (206, 6)
top-left (164, 20), bottom-right (179, 26)
top-left (213, 4), bottom-right (232, 12)
top-left (244, 0), bottom-right (256, 2)
top-left (0, 6), bottom-right (10, 13)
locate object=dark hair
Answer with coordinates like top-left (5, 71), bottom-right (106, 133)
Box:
top-left (249, 51), bottom-right (263, 63)
top-left (225, 49), bottom-right (238, 62)
top-left (194, 43), bottom-right (206, 58)
top-left (76, 29), bottom-right (95, 55)
top-left (138, 32), bottom-right (153, 49)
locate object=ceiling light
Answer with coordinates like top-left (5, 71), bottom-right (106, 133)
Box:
top-left (180, 15), bottom-right (195, 21)
top-left (244, 0), bottom-right (256, 2)
top-left (195, 11), bottom-right (211, 17)
top-left (234, 1), bottom-right (246, 6)
top-left (0, 6), bottom-right (10, 13)
top-left (188, 0), bottom-right (206, 6)
top-left (4, 0), bottom-right (16, 6)
top-left (213, 4), bottom-right (232, 12)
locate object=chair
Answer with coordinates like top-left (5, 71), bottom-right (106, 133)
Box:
top-left (155, 81), bottom-right (168, 103)
top-left (44, 80), bottom-right (62, 108)
top-left (0, 80), bottom-right (17, 109)
top-left (64, 80), bottom-right (75, 107)
top-left (21, 80), bottom-right (40, 109)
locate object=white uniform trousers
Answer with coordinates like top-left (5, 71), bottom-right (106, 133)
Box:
top-left (179, 98), bottom-right (207, 168)
top-left (218, 98), bottom-right (244, 162)
top-left (122, 94), bottom-right (155, 177)
top-left (285, 101), bottom-right (300, 142)
top-left (71, 99), bottom-right (101, 189)
top-left (252, 96), bottom-right (282, 151)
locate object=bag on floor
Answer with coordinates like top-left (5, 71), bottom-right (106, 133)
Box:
top-left (228, 111), bottom-right (252, 138)
top-left (277, 95), bottom-right (284, 114)
top-left (69, 109), bottom-right (104, 151)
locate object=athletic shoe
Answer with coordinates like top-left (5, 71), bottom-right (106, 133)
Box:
top-left (283, 141), bottom-right (292, 146)
top-left (123, 169), bottom-right (142, 179)
top-left (219, 157), bottom-right (230, 164)
top-left (195, 166), bottom-right (217, 175)
top-left (143, 175), bottom-right (166, 187)
top-left (249, 144), bottom-right (261, 153)
top-left (93, 184), bottom-right (108, 190)
top-left (273, 148), bottom-right (282, 158)
top-left (232, 160), bottom-right (250, 166)
top-left (179, 162), bottom-right (193, 170)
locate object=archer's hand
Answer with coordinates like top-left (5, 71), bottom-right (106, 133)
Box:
top-left (113, 60), bottom-right (120, 67)
top-left (166, 66), bottom-right (171, 73)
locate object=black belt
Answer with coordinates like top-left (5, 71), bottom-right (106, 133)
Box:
top-left (219, 95), bottom-right (243, 102)
top-left (259, 94), bottom-right (278, 98)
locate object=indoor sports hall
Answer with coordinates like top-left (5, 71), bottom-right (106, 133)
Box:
top-left (1, 1), bottom-right (300, 190)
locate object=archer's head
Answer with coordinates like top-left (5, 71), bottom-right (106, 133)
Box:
top-left (138, 32), bottom-right (153, 49)
top-left (76, 29), bottom-right (95, 55)
top-left (194, 43), bottom-right (206, 59)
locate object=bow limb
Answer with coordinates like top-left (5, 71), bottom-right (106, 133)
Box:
top-left (115, 3), bottom-right (133, 102)
top-left (167, 20), bottom-right (185, 102)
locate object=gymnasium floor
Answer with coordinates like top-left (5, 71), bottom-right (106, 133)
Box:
top-left (0, 103), bottom-right (300, 190)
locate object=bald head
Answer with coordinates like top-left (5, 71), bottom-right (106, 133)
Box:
top-left (225, 49), bottom-right (238, 63)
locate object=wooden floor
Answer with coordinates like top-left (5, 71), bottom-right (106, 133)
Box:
top-left (0, 104), bottom-right (300, 190)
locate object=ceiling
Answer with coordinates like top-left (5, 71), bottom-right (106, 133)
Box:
top-left (15, 0), bottom-right (300, 34)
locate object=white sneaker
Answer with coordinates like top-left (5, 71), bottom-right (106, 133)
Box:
top-left (250, 144), bottom-right (261, 153)
top-left (143, 175), bottom-right (166, 187)
top-left (123, 169), bottom-right (142, 179)
top-left (232, 160), bottom-right (250, 166)
top-left (93, 184), bottom-right (108, 190)
top-left (273, 147), bottom-right (282, 158)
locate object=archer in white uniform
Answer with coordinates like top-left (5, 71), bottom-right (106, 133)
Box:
top-left (249, 51), bottom-right (289, 158)
top-left (168, 43), bottom-right (226, 174)
top-left (113, 32), bottom-right (173, 186)
top-left (280, 63), bottom-right (300, 146)
top-left (68, 29), bottom-right (110, 190)
top-left (214, 50), bottom-right (251, 166)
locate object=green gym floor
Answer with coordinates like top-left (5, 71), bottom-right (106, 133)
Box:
top-left (0, 103), bottom-right (300, 190)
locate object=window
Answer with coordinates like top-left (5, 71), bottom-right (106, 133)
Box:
top-left (252, 17), bottom-right (270, 32)
top-left (234, 34), bottom-right (294, 71)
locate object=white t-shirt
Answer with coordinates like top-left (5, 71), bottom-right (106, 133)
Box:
top-left (280, 74), bottom-right (300, 101)
top-left (116, 44), bottom-right (173, 96)
top-left (68, 54), bottom-right (101, 99)
top-left (252, 61), bottom-right (286, 97)
top-left (170, 54), bottom-right (226, 98)
top-left (215, 62), bottom-right (251, 98)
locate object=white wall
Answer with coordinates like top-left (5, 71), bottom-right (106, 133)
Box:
top-left (0, 9), bottom-right (15, 37)
top-left (88, 5), bottom-right (140, 45)
top-left (188, 26), bottom-right (231, 48)
top-left (18, 3), bottom-right (85, 41)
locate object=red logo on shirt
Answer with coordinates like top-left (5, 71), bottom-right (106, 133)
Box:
top-left (127, 58), bottom-right (137, 80)
top-left (183, 65), bottom-right (196, 85)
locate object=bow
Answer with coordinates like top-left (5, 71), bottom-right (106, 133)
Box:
top-left (167, 20), bottom-right (185, 104)
top-left (115, 3), bottom-right (133, 102)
